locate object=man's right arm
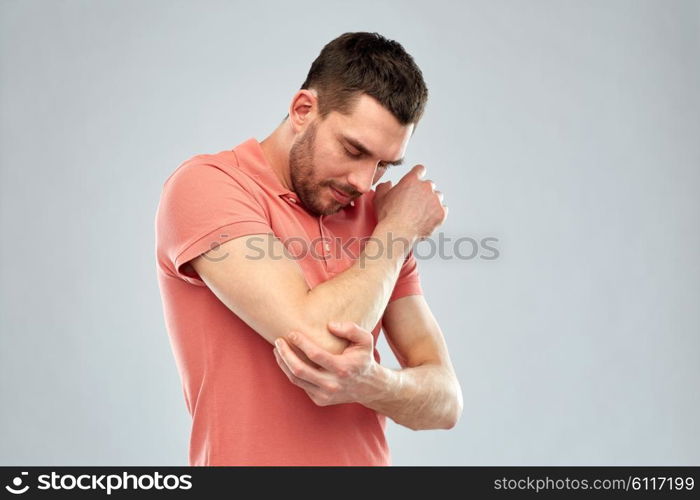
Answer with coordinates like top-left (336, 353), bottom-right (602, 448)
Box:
top-left (190, 163), bottom-right (445, 357)
top-left (190, 218), bottom-right (417, 356)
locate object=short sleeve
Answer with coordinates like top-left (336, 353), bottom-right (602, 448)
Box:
top-left (388, 248), bottom-right (423, 302)
top-left (155, 160), bottom-right (273, 286)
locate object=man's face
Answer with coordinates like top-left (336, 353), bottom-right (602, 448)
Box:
top-left (289, 93), bottom-right (413, 216)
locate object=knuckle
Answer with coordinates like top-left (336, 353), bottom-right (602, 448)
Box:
top-left (338, 363), bottom-right (358, 378)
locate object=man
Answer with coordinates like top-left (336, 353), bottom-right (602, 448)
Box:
top-left (155, 32), bottom-right (462, 466)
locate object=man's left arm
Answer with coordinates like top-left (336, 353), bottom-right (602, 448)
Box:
top-left (366, 294), bottom-right (463, 430)
top-left (273, 294), bottom-right (463, 431)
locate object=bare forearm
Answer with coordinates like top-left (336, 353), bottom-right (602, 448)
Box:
top-left (300, 220), bottom-right (415, 352)
top-left (363, 362), bottom-right (463, 431)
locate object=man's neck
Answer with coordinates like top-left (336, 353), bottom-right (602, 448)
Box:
top-left (260, 124), bottom-right (294, 192)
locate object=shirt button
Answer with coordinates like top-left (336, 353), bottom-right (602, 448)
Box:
top-left (288, 197), bottom-right (297, 203)
top-left (324, 242), bottom-right (331, 252)
top-left (349, 200), bottom-right (355, 207)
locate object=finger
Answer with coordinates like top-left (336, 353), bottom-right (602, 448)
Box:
top-left (287, 331), bottom-right (340, 372)
top-left (410, 164), bottom-right (426, 179)
top-left (375, 180), bottom-right (392, 197)
top-left (425, 179), bottom-right (436, 191)
top-left (327, 321), bottom-right (373, 346)
top-left (275, 338), bottom-right (331, 387)
top-left (274, 348), bottom-right (320, 392)
top-left (435, 190), bottom-right (444, 202)
top-left (303, 387), bottom-right (327, 406)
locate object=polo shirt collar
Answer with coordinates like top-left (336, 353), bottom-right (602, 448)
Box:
top-left (232, 137), bottom-right (356, 211)
top-left (233, 137), bottom-right (295, 198)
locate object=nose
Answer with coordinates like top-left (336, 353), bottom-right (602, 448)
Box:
top-left (346, 162), bottom-right (378, 195)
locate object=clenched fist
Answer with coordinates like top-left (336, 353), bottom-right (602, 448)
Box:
top-left (373, 164), bottom-right (447, 240)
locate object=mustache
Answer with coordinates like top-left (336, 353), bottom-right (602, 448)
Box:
top-left (330, 184), bottom-right (360, 198)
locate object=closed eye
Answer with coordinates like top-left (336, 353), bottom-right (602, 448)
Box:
top-left (344, 147), bottom-right (392, 169)
top-left (343, 147), bottom-right (362, 159)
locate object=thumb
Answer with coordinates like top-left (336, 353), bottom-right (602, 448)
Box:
top-left (409, 164), bottom-right (426, 179)
top-left (374, 180), bottom-right (392, 198)
top-left (328, 321), bottom-right (372, 345)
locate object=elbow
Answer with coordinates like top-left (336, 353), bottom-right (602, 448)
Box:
top-left (282, 319), bottom-right (350, 356)
top-left (436, 405), bottom-right (462, 431)
top-left (404, 368), bottom-right (463, 431)
top-left (308, 329), bottom-right (349, 356)
top-left (441, 378), bottom-right (464, 430)
top-left (442, 404), bottom-right (463, 430)
top-left (405, 395), bottom-right (463, 432)
top-left (291, 305), bottom-right (350, 356)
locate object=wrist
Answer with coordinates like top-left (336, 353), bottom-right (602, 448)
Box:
top-left (359, 361), bottom-right (399, 407)
top-left (377, 217), bottom-right (416, 240)
top-left (374, 219), bottom-right (417, 256)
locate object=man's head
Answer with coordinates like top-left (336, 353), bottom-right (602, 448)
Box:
top-left (285, 32), bottom-right (428, 216)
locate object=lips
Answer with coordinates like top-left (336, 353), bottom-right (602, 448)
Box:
top-left (330, 185), bottom-right (352, 203)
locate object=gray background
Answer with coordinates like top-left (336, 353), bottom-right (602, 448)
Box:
top-left (1, 0), bottom-right (698, 465)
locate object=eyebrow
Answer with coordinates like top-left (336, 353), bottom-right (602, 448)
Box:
top-left (342, 135), bottom-right (405, 166)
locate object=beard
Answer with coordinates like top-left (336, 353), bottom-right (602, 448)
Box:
top-left (289, 121), bottom-right (350, 216)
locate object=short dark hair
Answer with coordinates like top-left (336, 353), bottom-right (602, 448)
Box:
top-left (285, 32), bottom-right (428, 126)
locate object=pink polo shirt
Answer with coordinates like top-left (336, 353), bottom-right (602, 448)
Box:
top-left (155, 137), bottom-right (422, 466)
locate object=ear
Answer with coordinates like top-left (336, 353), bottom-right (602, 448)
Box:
top-left (288, 89), bottom-right (318, 134)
